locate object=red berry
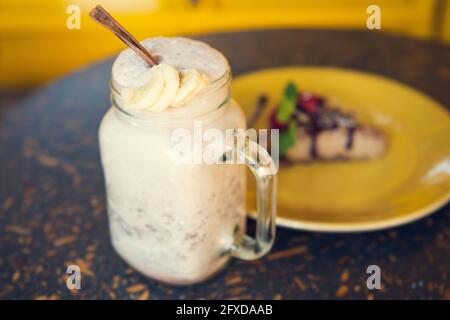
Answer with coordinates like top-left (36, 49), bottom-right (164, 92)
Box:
top-left (297, 92), bottom-right (324, 113)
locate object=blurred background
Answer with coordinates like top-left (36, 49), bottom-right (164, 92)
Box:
top-left (1, 1), bottom-right (450, 300)
top-left (0, 0), bottom-right (449, 89)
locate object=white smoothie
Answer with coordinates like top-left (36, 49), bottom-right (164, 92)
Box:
top-left (99, 37), bottom-right (247, 284)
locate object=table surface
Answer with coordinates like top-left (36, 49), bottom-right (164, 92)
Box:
top-left (1, 29), bottom-right (449, 300)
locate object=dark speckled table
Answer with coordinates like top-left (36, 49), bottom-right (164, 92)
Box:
top-left (1, 30), bottom-right (449, 300)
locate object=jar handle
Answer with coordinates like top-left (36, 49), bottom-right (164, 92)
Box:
top-left (230, 134), bottom-right (277, 260)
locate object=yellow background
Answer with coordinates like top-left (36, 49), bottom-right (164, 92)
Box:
top-left (1, 0), bottom-right (449, 88)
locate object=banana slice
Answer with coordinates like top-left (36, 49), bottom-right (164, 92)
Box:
top-left (119, 65), bottom-right (208, 112)
top-left (146, 64), bottom-right (180, 112)
top-left (171, 69), bottom-right (205, 107)
top-left (122, 67), bottom-right (165, 110)
top-left (192, 73), bottom-right (210, 97)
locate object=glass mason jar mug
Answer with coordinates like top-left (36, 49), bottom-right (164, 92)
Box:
top-left (99, 66), bottom-right (277, 285)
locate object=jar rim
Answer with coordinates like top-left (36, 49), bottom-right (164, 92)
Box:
top-left (110, 65), bottom-right (231, 122)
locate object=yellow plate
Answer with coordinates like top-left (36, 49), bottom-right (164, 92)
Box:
top-left (233, 67), bottom-right (450, 232)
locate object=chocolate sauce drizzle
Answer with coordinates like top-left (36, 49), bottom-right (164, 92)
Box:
top-left (346, 126), bottom-right (357, 150)
top-left (294, 106), bottom-right (356, 159)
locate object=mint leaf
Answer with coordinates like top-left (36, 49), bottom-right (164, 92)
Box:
top-left (278, 120), bottom-right (297, 156)
top-left (276, 82), bottom-right (298, 123)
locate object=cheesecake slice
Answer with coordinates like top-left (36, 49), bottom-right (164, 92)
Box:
top-left (265, 82), bottom-right (387, 162)
top-left (286, 125), bottom-right (386, 162)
